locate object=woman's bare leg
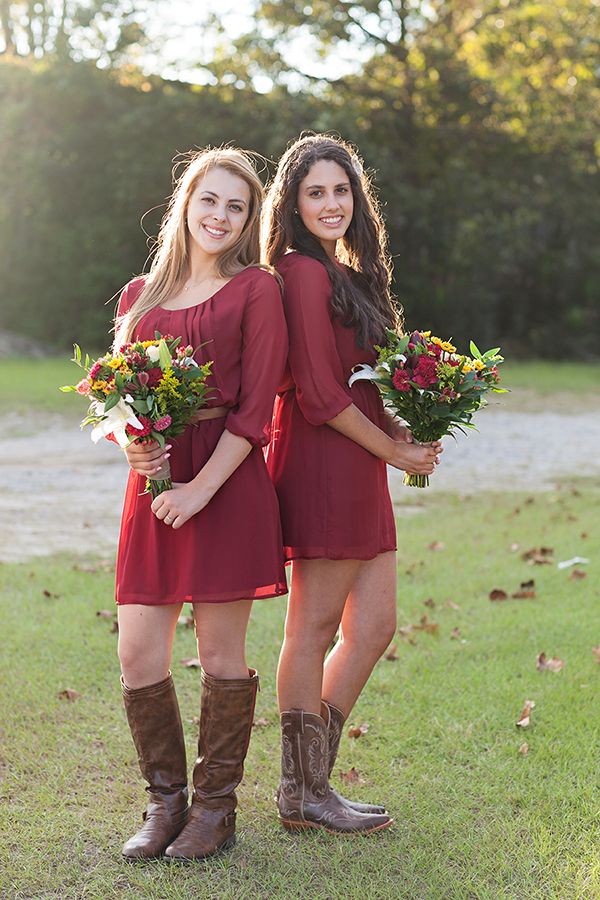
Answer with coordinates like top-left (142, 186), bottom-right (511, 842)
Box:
top-left (118, 603), bottom-right (183, 688)
top-left (322, 551), bottom-right (397, 718)
top-left (276, 558), bottom-right (361, 714)
top-left (193, 598), bottom-right (253, 678)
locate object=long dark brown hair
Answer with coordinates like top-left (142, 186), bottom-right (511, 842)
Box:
top-left (262, 134), bottom-right (402, 347)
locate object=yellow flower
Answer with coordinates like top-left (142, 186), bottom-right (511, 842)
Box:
top-left (473, 358), bottom-right (485, 371)
top-left (90, 379), bottom-right (111, 391)
top-left (462, 363), bottom-right (474, 373)
top-left (430, 336), bottom-right (443, 347)
top-left (440, 340), bottom-right (456, 353)
top-left (421, 330), bottom-right (431, 338)
top-left (108, 357), bottom-right (124, 369)
top-left (141, 340), bottom-right (159, 348)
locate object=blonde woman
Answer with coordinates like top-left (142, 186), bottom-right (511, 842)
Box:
top-left (112, 148), bottom-right (287, 861)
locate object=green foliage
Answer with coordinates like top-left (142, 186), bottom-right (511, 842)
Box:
top-left (1, 0), bottom-right (599, 358)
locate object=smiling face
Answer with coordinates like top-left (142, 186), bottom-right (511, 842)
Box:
top-left (296, 159), bottom-right (354, 255)
top-left (186, 166), bottom-right (251, 261)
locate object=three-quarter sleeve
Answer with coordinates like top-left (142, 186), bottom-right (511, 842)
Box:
top-left (225, 271), bottom-right (289, 447)
top-left (281, 257), bottom-right (352, 426)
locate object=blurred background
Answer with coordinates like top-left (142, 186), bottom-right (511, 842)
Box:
top-left (1, 0), bottom-right (599, 356)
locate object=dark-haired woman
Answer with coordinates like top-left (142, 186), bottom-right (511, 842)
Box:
top-left (263, 134), bottom-right (442, 834)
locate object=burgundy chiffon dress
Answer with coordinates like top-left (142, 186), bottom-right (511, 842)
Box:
top-left (265, 252), bottom-right (397, 562)
top-left (115, 267), bottom-right (288, 605)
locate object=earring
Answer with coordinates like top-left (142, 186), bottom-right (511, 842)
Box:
top-left (293, 208), bottom-right (299, 214)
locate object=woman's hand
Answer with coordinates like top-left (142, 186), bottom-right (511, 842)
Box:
top-left (391, 422), bottom-right (413, 443)
top-left (388, 439), bottom-right (443, 475)
top-left (124, 440), bottom-right (171, 477)
top-left (150, 481), bottom-right (213, 530)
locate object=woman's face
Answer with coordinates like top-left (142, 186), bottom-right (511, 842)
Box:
top-left (296, 159), bottom-right (354, 251)
top-left (186, 167), bottom-right (251, 258)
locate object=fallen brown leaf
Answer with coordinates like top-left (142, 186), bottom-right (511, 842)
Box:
top-left (511, 590), bottom-right (536, 599)
top-left (181, 658), bottom-right (201, 668)
top-left (252, 717), bottom-right (269, 728)
top-left (96, 609), bottom-right (115, 619)
top-left (339, 767), bottom-right (364, 785)
top-left (521, 547), bottom-right (554, 565)
top-left (489, 588), bottom-right (508, 601)
top-left (536, 652), bottom-right (564, 673)
top-left (446, 599), bottom-right (461, 610)
top-left (525, 497), bottom-right (535, 505)
top-left (591, 646), bottom-right (600, 664)
top-left (384, 644), bottom-right (399, 661)
top-left (520, 579), bottom-right (535, 590)
top-left (450, 627), bottom-right (461, 640)
top-left (398, 625), bottom-right (414, 638)
top-left (581, 532), bottom-right (588, 540)
top-left (516, 700), bottom-right (535, 728)
top-left (569, 569), bottom-right (587, 581)
top-left (518, 742), bottom-right (529, 755)
top-left (424, 598), bottom-right (436, 609)
top-left (427, 541), bottom-right (445, 552)
top-left (58, 688), bottom-right (81, 701)
top-left (413, 614), bottom-right (439, 634)
top-left (177, 614), bottom-right (195, 628)
top-left (509, 542), bottom-right (520, 552)
top-left (110, 620), bottom-right (119, 634)
top-left (42, 589), bottom-right (59, 599)
top-left (347, 723), bottom-right (369, 739)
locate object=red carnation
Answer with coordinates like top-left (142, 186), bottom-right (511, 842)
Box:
top-left (89, 361), bottom-right (102, 380)
top-left (126, 415), bottom-right (153, 438)
top-left (154, 415), bottom-right (172, 431)
top-left (412, 355), bottom-right (438, 389)
top-left (146, 367), bottom-right (163, 388)
top-left (392, 367), bottom-right (412, 391)
top-left (76, 378), bottom-right (91, 395)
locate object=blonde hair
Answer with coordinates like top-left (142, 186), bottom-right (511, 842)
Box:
top-left (114, 147), bottom-right (264, 348)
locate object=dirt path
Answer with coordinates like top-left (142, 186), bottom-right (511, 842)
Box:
top-left (2, 400), bottom-right (599, 562)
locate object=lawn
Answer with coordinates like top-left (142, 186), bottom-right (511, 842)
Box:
top-left (1, 484), bottom-right (598, 898)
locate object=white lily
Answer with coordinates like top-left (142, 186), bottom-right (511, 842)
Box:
top-left (348, 357), bottom-right (405, 388)
top-left (89, 395), bottom-right (143, 448)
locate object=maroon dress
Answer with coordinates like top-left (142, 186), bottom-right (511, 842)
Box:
top-left (115, 267), bottom-right (288, 604)
top-left (266, 252), bottom-right (397, 562)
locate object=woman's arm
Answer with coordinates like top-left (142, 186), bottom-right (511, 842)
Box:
top-left (327, 404), bottom-right (441, 475)
top-left (150, 430), bottom-right (251, 529)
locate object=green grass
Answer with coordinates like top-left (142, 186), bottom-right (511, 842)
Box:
top-left (502, 361), bottom-right (600, 396)
top-left (1, 484), bottom-right (598, 898)
top-left (0, 357), bottom-right (599, 417)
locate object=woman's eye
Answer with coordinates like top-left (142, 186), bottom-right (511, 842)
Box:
top-left (309, 190), bottom-right (322, 198)
top-left (202, 196), bottom-right (214, 204)
top-left (336, 187), bottom-right (348, 194)
top-left (230, 204), bottom-right (243, 213)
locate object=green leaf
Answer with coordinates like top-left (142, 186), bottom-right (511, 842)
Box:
top-left (59, 385), bottom-right (77, 392)
top-left (469, 340), bottom-right (483, 359)
top-left (131, 399), bottom-right (149, 413)
top-left (104, 392), bottom-right (120, 412)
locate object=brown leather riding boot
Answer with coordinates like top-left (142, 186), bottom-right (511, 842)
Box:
top-left (277, 709), bottom-right (393, 834)
top-left (121, 674), bottom-right (189, 860)
top-left (165, 668), bottom-right (259, 861)
top-left (322, 701), bottom-right (387, 815)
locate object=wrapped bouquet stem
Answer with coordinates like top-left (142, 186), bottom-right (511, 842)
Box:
top-left (350, 330), bottom-right (506, 488)
top-left (61, 333), bottom-right (213, 498)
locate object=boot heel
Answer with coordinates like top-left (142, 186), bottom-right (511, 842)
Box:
top-left (279, 818), bottom-right (311, 832)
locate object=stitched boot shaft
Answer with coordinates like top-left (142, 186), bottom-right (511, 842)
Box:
top-left (165, 668), bottom-right (259, 861)
top-left (277, 709), bottom-right (393, 834)
top-left (322, 701), bottom-right (387, 816)
top-left (121, 674), bottom-right (189, 860)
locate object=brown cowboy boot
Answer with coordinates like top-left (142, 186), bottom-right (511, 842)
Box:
top-left (322, 701), bottom-right (387, 815)
top-left (165, 668), bottom-right (259, 861)
top-left (121, 673), bottom-right (189, 860)
top-left (277, 709), bottom-right (393, 834)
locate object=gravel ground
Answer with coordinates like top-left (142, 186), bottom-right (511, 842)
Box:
top-left (2, 398), bottom-right (599, 563)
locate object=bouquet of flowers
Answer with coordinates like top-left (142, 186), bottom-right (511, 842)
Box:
top-left (61, 334), bottom-right (213, 497)
top-left (350, 329), bottom-right (506, 488)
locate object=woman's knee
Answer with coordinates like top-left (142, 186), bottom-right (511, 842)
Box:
top-left (118, 635), bottom-right (171, 685)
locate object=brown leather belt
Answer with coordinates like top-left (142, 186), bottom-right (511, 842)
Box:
top-left (190, 405), bottom-right (229, 424)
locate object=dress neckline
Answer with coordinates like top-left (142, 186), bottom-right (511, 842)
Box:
top-left (158, 269), bottom-right (246, 312)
